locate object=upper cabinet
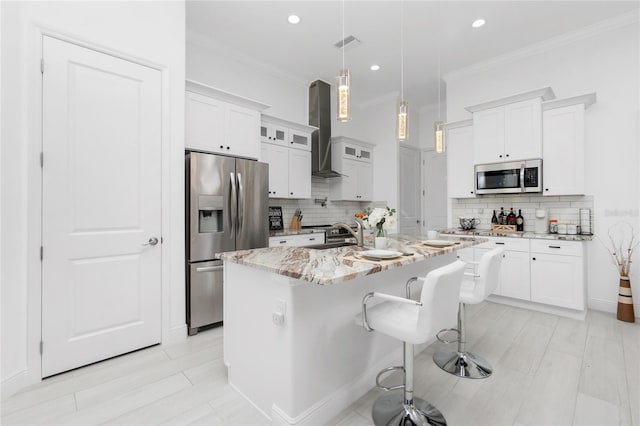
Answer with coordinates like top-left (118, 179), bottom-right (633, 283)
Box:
top-left (260, 114), bottom-right (316, 199)
top-left (445, 120), bottom-right (475, 199)
top-left (185, 80), bottom-right (270, 160)
top-left (542, 93), bottom-right (596, 196)
top-left (329, 137), bottom-right (374, 201)
top-left (468, 87), bottom-right (554, 165)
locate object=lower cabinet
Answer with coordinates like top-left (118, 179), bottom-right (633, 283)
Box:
top-left (471, 237), bottom-right (584, 311)
top-left (530, 240), bottom-right (585, 310)
top-left (475, 237), bottom-right (530, 300)
top-left (268, 233), bottom-right (325, 248)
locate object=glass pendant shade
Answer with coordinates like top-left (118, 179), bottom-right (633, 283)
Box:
top-left (434, 121), bottom-right (445, 153)
top-left (397, 101), bottom-right (409, 141)
top-left (336, 69), bottom-right (351, 122)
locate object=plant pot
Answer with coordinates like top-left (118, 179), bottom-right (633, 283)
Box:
top-left (617, 276), bottom-right (635, 323)
top-left (375, 237), bottom-right (387, 249)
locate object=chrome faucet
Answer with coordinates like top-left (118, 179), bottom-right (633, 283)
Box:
top-left (333, 218), bottom-right (365, 247)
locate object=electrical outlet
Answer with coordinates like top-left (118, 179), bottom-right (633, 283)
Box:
top-left (272, 312), bottom-right (285, 326)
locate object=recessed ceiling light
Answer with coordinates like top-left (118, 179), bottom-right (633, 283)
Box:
top-left (288, 15), bottom-right (300, 25)
top-left (370, 64), bottom-right (380, 71)
top-left (472, 18), bottom-right (486, 28)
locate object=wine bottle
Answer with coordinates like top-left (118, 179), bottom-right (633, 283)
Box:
top-left (507, 208), bottom-right (517, 225)
top-left (491, 210), bottom-right (498, 224)
top-left (499, 207), bottom-right (505, 225)
top-left (516, 209), bottom-right (524, 231)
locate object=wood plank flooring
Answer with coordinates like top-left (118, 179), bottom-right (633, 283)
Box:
top-left (2, 303), bottom-right (638, 425)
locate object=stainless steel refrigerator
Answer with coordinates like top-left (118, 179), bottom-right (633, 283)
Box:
top-left (186, 151), bottom-right (269, 335)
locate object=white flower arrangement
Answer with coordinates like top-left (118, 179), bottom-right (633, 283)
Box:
top-left (357, 207), bottom-right (397, 237)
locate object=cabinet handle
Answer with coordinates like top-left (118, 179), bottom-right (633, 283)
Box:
top-left (495, 242), bottom-right (505, 245)
top-left (279, 240), bottom-right (287, 244)
top-left (499, 155), bottom-right (503, 158)
top-left (226, 146), bottom-right (230, 150)
top-left (532, 257), bottom-right (536, 261)
top-left (548, 245), bottom-right (561, 249)
top-left (309, 237), bottom-right (316, 241)
top-left (506, 154), bottom-right (510, 157)
top-left (470, 191), bottom-right (474, 194)
top-left (545, 188), bottom-right (549, 192)
top-left (219, 145), bottom-right (224, 149)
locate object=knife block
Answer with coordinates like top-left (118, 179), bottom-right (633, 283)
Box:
top-left (289, 216), bottom-right (301, 231)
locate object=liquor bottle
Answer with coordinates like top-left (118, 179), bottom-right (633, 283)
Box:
top-left (507, 208), bottom-right (517, 225)
top-left (516, 209), bottom-right (524, 231)
top-left (499, 207), bottom-right (505, 225)
top-left (491, 210), bottom-right (498, 224)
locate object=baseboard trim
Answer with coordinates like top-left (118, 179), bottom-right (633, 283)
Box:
top-left (487, 295), bottom-right (587, 320)
top-left (162, 323), bottom-right (187, 345)
top-left (269, 347), bottom-right (403, 425)
top-left (588, 297), bottom-right (640, 318)
top-left (1, 368), bottom-right (40, 401)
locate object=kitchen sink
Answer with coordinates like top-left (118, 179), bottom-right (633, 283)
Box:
top-left (306, 241), bottom-right (358, 250)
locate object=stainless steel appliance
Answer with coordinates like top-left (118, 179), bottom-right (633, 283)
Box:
top-left (475, 159), bottom-right (542, 195)
top-left (309, 80), bottom-right (342, 178)
top-left (186, 151), bottom-right (269, 335)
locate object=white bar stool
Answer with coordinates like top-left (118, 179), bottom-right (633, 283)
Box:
top-left (433, 247), bottom-right (504, 379)
top-left (360, 260), bottom-right (466, 426)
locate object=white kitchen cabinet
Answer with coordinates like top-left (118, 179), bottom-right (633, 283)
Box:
top-left (530, 240), bottom-right (585, 310)
top-left (261, 142), bottom-right (311, 199)
top-left (261, 115), bottom-right (314, 151)
top-left (476, 237), bottom-right (530, 300)
top-left (473, 98), bottom-right (542, 165)
top-left (542, 95), bottom-right (595, 196)
top-left (445, 120), bottom-right (475, 198)
top-left (288, 149), bottom-right (312, 198)
top-left (185, 80), bottom-right (269, 159)
top-left (330, 137), bottom-right (374, 201)
top-left (261, 143), bottom-right (289, 198)
top-left (268, 232), bottom-right (325, 247)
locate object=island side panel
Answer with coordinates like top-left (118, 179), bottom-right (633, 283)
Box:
top-left (224, 261), bottom-right (294, 421)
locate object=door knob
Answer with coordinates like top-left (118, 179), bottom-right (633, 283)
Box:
top-left (142, 237), bottom-right (159, 246)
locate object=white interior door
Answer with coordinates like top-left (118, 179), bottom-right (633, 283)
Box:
top-left (399, 146), bottom-right (421, 235)
top-left (41, 36), bottom-right (162, 377)
top-left (422, 149), bottom-right (448, 232)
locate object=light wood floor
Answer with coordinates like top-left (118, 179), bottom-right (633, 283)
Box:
top-left (2, 302), bottom-right (638, 425)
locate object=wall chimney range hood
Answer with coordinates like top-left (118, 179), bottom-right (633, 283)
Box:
top-left (309, 80), bottom-right (342, 178)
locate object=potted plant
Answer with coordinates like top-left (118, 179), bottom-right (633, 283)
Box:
top-left (357, 207), bottom-right (397, 249)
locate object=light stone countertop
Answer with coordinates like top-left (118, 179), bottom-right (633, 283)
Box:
top-left (439, 228), bottom-right (593, 241)
top-left (220, 234), bottom-right (485, 286)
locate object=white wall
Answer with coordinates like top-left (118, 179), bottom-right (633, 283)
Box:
top-left (1, 1), bottom-right (186, 397)
top-left (444, 18), bottom-right (640, 315)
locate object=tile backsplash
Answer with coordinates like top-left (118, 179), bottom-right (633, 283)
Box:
top-left (271, 177), bottom-right (383, 228)
top-left (451, 195), bottom-right (594, 233)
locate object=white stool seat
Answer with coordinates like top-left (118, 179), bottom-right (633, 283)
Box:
top-left (363, 301), bottom-right (421, 344)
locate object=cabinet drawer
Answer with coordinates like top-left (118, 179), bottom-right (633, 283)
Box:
top-left (268, 233), bottom-right (325, 247)
top-left (530, 239), bottom-right (583, 256)
top-left (479, 237), bottom-right (529, 252)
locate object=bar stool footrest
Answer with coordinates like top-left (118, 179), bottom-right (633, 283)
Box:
top-left (436, 328), bottom-right (460, 344)
top-left (375, 365), bottom-right (405, 391)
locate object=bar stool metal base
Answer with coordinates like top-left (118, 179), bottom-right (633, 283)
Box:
top-left (432, 350), bottom-right (492, 379)
top-left (372, 392), bottom-right (446, 426)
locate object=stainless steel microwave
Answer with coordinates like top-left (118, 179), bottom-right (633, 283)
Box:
top-left (475, 159), bottom-right (542, 195)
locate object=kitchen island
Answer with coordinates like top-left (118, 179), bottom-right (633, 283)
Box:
top-left (221, 235), bottom-right (482, 425)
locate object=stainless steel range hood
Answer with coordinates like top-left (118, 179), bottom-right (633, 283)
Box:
top-left (309, 80), bottom-right (342, 178)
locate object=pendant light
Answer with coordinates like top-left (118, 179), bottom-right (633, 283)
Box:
top-left (434, 4), bottom-right (445, 153)
top-left (336, 0), bottom-right (351, 122)
top-left (397, 0), bottom-right (408, 142)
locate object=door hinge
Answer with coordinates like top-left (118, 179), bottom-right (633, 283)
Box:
top-left (40, 58), bottom-right (44, 74)
top-left (422, 189), bottom-right (425, 196)
top-left (40, 246), bottom-right (43, 260)
top-left (40, 152), bottom-right (44, 168)
top-left (39, 341), bottom-right (43, 355)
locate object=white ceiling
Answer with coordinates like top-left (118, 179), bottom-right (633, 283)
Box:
top-left (187, 1), bottom-right (639, 109)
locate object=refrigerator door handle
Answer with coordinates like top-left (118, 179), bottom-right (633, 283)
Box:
top-left (237, 172), bottom-right (244, 237)
top-left (229, 172), bottom-right (237, 238)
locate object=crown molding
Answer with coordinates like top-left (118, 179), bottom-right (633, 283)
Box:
top-left (542, 93), bottom-right (597, 111)
top-left (465, 87), bottom-right (555, 113)
top-left (444, 11), bottom-right (639, 83)
top-left (187, 29), bottom-right (310, 88)
top-left (186, 80), bottom-right (271, 112)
